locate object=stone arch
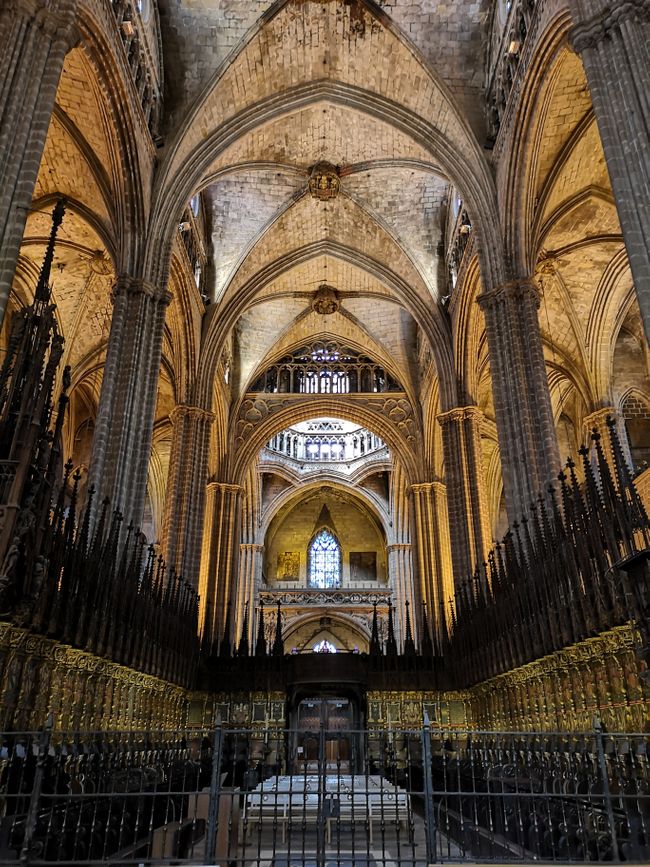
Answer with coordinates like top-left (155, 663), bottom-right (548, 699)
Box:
top-left (199, 240), bottom-right (456, 410)
top-left (240, 328), bottom-right (411, 402)
top-left (149, 83), bottom-right (502, 286)
top-left (258, 454), bottom-right (392, 500)
top-left (420, 376), bottom-right (444, 481)
top-left (74, 4), bottom-right (153, 272)
top-left (536, 187), bottom-right (617, 251)
top-left (500, 9), bottom-right (576, 274)
top-left (145, 0), bottom-right (504, 300)
top-left (229, 397), bottom-right (421, 487)
top-left (260, 475), bottom-right (392, 545)
top-left (545, 351), bottom-right (595, 420)
top-left (587, 256), bottom-right (636, 405)
top-left (216, 187), bottom-right (440, 309)
top-left (166, 251), bottom-right (202, 404)
top-left (620, 387), bottom-right (650, 415)
top-left (31, 193), bottom-right (118, 264)
top-left (451, 253), bottom-right (484, 405)
top-left (282, 611), bottom-right (371, 651)
top-left (12, 201), bottom-right (117, 395)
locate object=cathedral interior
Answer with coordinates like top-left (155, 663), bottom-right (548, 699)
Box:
top-left (0, 0), bottom-right (649, 863)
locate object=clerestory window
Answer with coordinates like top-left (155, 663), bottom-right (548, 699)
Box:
top-left (308, 529), bottom-right (341, 589)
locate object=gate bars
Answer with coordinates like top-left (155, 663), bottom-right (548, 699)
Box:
top-left (0, 722), bottom-right (647, 865)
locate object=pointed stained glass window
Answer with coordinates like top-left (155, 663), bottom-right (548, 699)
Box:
top-left (308, 529), bottom-right (341, 589)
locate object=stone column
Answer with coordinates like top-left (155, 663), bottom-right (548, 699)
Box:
top-left (437, 406), bottom-right (491, 579)
top-left (161, 404), bottom-right (214, 586)
top-left (0, 0), bottom-right (77, 325)
top-left (88, 277), bottom-right (171, 531)
top-left (387, 543), bottom-right (415, 645)
top-left (235, 543), bottom-right (264, 646)
top-left (570, 1), bottom-right (650, 342)
top-left (478, 281), bottom-right (560, 522)
top-left (411, 482), bottom-right (454, 641)
top-left (198, 482), bottom-right (242, 647)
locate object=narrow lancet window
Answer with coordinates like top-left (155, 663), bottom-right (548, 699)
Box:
top-left (308, 529), bottom-right (341, 588)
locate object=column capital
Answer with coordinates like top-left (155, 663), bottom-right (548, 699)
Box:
top-left (570, 1), bottom-right (650, 53)
top-left (582, 407), bottom-right (618, 434)
top-left (477, 279), bottom-right (540, 310)
top-left (387, 543), bottom-right (411, 552)
top-left (437, 405), bottom-right (483, 427)
top-left (170, 403), bottom-right (215, 426)
top-left (240, 543), bottom-right (264, 552)
top-left (112, 276), bottom-right (172, 305)
top-left (12, 0), bottom-right (78, 43)
top-left (206, 481), bottom-right (242, 495)
top-left (411, 480), bottom-right (446, 496)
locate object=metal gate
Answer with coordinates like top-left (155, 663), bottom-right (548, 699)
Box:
top-left (0, 720), bottom-right (648, 865)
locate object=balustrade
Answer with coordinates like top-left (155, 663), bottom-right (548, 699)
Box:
top-left (486, 0), bottom-right (540, 143)
top-left (111, 0), bottom-right (162, 142)
top-left (266, 428), bottom-right (385, 463)
top-left (446, 207), bottom-right (473, 293)
top-left (178, 204), bottom-right (207, 296)
top-left (1, 722), bottom-right (648, 864)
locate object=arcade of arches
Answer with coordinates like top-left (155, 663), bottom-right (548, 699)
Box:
top-left (0, 0), bottom-right (649, 735)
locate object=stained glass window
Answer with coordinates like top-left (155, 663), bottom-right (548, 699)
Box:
top-left (308, 529), bottom-right (341, 588)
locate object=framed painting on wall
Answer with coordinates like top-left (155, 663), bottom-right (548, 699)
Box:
top-left (350, 551), bottom-right (377, 581)
top-left (277, 551), bottom-right (300, 580)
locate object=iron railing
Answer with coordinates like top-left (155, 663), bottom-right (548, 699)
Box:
top-left (0, 721), bottom-right (647, 865)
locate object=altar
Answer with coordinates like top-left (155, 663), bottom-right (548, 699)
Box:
top-left (243, 774), bottom-right (411, 844)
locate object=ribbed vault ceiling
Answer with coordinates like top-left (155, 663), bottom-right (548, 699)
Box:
top-left (157, 0), bottom-right (496, 402)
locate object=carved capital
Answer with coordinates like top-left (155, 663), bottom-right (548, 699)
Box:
top-left (582, 407), bottom-right (617, 435)
top-left (477, 279), bottom-right (540, 311)
top-left (410, 482), bottom-right (434, 496)
top-left (570, 1), bottom-right (650, 53)
top-left (12, 0), bottom-right (78, 44)
top-left (170, 403), bottom-right (215, 426)
top-left (437, 405), bottom-right (483, 428)
top-left (206, 481), bottom-right (242, 496)
top-left (112, 277), bottom-right (171, 305)
top-left (411, 480), bottom-right (446, 500)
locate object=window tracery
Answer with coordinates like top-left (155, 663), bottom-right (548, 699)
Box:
top-left (251, 341), bottom-right (400, 394)
top-left (308, 529), bottom-right (342, 589)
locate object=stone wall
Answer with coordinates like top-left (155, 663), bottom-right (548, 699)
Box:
top-left (265, 489), bottom-right (387, 587)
